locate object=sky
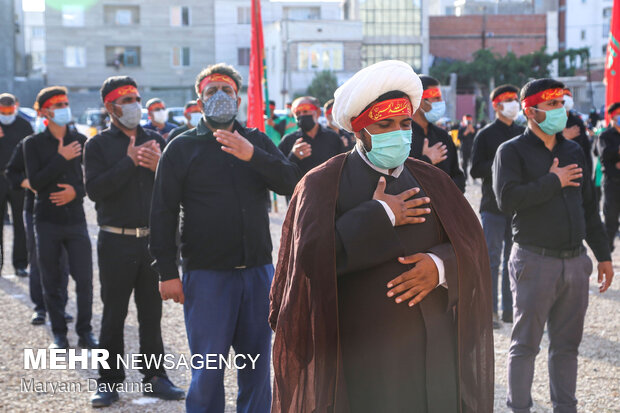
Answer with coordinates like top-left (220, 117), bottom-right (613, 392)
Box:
top-left (22, 0), bottom-right (45, 12)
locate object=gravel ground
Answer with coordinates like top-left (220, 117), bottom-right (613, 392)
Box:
top-left (0, 181), bottom-right (618, 412)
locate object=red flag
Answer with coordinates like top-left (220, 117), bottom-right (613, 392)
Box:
top-left (605, 0), bottom-right (620, 125)
top-left (247, 0), bottom-right (266, 131)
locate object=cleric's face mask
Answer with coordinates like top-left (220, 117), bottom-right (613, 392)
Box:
top-left (202, 90), bottom-right (238, 126)
top-left (362, 128), bottom-right (412, 170)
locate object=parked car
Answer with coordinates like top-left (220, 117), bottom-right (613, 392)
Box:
top-left (167, 106), bottom-right (185, 125)
top-left (75, 108), bottom-right (107, 138)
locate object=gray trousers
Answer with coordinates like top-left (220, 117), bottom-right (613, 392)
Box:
top-left (507, 245), bottom-right (593, 413)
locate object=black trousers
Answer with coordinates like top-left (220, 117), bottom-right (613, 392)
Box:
top-left (461, 142), bottom-right (473, 176)
top-left (0, 178), bottom-right (27, 270)
top-left (24, 210), bottom-right (68, 314)
top-left (603, 179), bottom-right (620, 252)
top-left (97, 230), bottom-right (166, 384)
top-left (35, 220), bottom-right (92, 336)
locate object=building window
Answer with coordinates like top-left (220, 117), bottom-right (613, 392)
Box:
top-left (603, 7), bottom-right (612, 37)
top-left (104, 5), bottom-right (140, 25)
top-left (238, 7), bottom-right (251, 24)
top-left (238, 48), bottom-right (251, 66)
top-left (170, 6), bottom-right (190, 27)
top-left (360, 0), bottom-right (422, 37)
top-left (62, 5), bottom-right (84, 27)
top-left (581, 30), bottom-right (586, 40)
top-left (298, 43), bottom-right (344, 71)
top-left (284, 7), bottom-right (320, 20)
top-left (64, 46), bottom-right (86, 68)
top-left (105, 46), bottom-right (141, 68)
top-left (362, 44), bottom-right (422, 72)
top-left (31, 27), bottom-right (45, 37)
top-left (172, 47), bottom-right (191, 67)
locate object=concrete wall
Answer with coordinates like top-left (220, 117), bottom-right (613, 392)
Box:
top-left (565, 0), bottom-right (612, 64)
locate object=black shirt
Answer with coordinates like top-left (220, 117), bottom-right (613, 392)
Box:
top-left (5, 139), bottom-right (34, 213)
top-left (410, 121), bottom-right (466, 192)
top-left (24, 127), bottom-right (87, 225)
top-left (84, 124), bottom-right (165, 228)
top-left (566, 112), bottom-right (593, 179)
top-left (150, 119), bottom-right (301, 281)
top-left (470, 119), bottom-right (524, 214)
top-left (167, 124), bottom-right (191, 144)
top-left (457, 125), bottom-right (476, 148)
top-left (0, 116), bottom-right (33, 170)
top-left (278, 125), bottom-right (346, 177)
top-left (597, 126), bottom-right (620, 184)
top-left (493, 129), bottom-right (610, 262)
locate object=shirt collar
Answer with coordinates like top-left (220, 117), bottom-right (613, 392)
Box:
top-left (109, 122), bottom-right (145, 138)
top-left (196, 118), bottom-right (243, 138)
top-left (355, 142), bottom-right (404, 178)
top-left (523, 127), bottom-right (566, 147)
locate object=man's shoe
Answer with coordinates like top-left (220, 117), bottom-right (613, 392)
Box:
top-left (49, 334), bottom-right (69, 349)
top-left (30, 312), bottom-right (45, 325)
top-left (16, 268), bottom-right (28, 277)
top-left (144, 376), bottom-right (185, 400)
top-left (492, 312), bottom-right (501, 330)
top-left (502, 311), bottom-right (513, 323)
top-left (64, 312), bottom-right (74, 322)
top-left (91, 388), bottom-right (119, 408)
top-left (77, 332), bottom-right (98, 349)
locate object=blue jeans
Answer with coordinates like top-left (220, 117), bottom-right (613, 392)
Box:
top-left (182, 265), bottom-right (273, 413)
top-left (481, 211), bottom-right (513, 315)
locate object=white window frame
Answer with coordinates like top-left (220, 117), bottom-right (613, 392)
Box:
top-left (170, 6), bottom-right (191, 27)
top-left (297, 43), bottom-right (344, 71)
top-left (64, 46), bottom-right (86, 68)
top-left (62, 5), bottom-right (85, 27)
top-left (171, 47), bottom-right (191, 68)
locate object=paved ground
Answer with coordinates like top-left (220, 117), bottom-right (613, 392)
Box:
top-left (0, 180), bottom-right (618, 412)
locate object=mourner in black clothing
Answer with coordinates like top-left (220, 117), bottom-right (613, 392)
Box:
top-left (85, 76), bottom-right (184, 408)
top-left (324, 98), bottom-right (355, 150)
top-left (562, 88), bottom-right (593, 180)
top-left (0, 93), bottom-right (30, 276)
top-left (409, 75), bottom-right (465, 192)
top-left (597, 102), bottom-right (620, 251)
top-left (278, 96), bottom-right (345, 177)
top-left (493, 78), bottom-right (613, 413)
top-left (150, 63), bottom-right (299, 412)
top-left (24, 86), bottom-right (96, 350)
top-left (457, 114), bottom-right (476, 175)
top-left (471, 84), bottom-right (524, 326)
top-left (167, 100), bottom-right (201, 143)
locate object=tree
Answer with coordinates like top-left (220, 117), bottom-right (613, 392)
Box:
top-left (306, 70), bottom-right (339, 106)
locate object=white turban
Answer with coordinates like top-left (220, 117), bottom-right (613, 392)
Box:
top-left (332, 60), bottom-right (423, 132)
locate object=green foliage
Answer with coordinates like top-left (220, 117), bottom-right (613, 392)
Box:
top-left (305, 70), bottom-right (339, 106)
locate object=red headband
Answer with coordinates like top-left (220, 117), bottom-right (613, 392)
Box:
top-left (148, 102), bottom-right (165, 111)
top-left (0, 105), bottom-right (16, 115)
top-left (293, 103), bottom-right (320, 114)
top-left (422, 87), bottom-right (441, 100)
top-left (522, 88), bottom-right (564, 109)
top-left (41, 94), bottom-right (68, 109)
top-left (198, 74), bottom-right (238, 94)
top-left (184, 104), bottom-right (200, 115)
top-left (564, 89), bottom-right (572, 97)
top-left (493, 91), bottom-right (518, 105)
top-left (325, 107), bottom-right (333, 116)
top-left (351, 98), bottom-right (413, 132)
top-left (104, 85), bottom-right (139, 103)
top-left (611, 108), bottom-right (620, 118)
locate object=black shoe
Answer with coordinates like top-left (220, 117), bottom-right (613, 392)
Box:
top-left (77, 332), bottom-right (98, 349)
top-left (49, 334), bottom-right (69, 349)
top-left (91, 388), bottom-right (119, 408)
top-left (502, 311), bottom-right (513, 323)
top-left (64, 312), bottom-right (74, 322)
top-left (30, 312), bottom-right (45, 325)
top-left (16, 268), bottom-right (28, 277)
top-left (144, 376), bottom-right (185, 400)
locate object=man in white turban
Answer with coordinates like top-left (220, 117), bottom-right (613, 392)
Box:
top-left (269, 60), bottom-right (494, 413)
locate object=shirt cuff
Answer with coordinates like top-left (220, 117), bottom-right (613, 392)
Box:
top-left (427, 252), bottom-right (447, 289)
top-left (376, 200), bottom-right (395, 226)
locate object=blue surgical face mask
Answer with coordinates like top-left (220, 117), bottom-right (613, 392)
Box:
top-left (51, 107), bottom-right (72, 126)
top-left (362, 128), bottom-right (412, 169)
top-left (0, 114), bottom-right (16, 125)
top-left (423, 101), bottom-right (446, 123)
top-left (189, 112), bottom-right (202, 127)
top-left (531, 107), bottom-right (568, 135)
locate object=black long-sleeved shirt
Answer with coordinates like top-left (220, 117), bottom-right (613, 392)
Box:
top-left (167, 124), bottom-right (191, 144)
top-left (23, 128), bottom-right (87, 225)
top-left (566, 112), bottom-right (593, 180)
top-left (493, 129), bottom-right (610, 262)
top-left (457, 125), bottom-right (476, 148)
top-left (410, 121), bottom-right (466, 192)
top-left (85, 124), bottom-right (165, 228)
top-left (0, 116), bottom-right (33, 170)
top-left (597, 126), bottom-right (620, 183)
top-left (5, 139), bottom-right (34, 213)
top-left (150, 119), bottom-right (301, 281)
top-left (278, 125), bottom-right (345, 177)
top-left (470, 119), bottom-right (524, 214)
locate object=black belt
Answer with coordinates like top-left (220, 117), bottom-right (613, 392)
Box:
top-left (517, 243), bottom-right (585, 259)
top-left (100, 225), bottom-right (149, 238)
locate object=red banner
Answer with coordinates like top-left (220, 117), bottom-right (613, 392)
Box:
top-left (605, 0), bottom-right (620, 125)
top-left (247, 0), bottom-right (265, 131)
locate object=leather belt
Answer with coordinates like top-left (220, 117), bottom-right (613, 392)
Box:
top-left (100, 225), bottom-right (150, 238)
top-left (517, 243), bottom-right (585, 259)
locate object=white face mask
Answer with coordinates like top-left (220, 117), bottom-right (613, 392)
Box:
top-left (152, 109), bottom-right (167, 124)
top-left (563, 95), bottom-right (574, 112)
top-left (189, 112), bottom-right (202, 126)
top-left (500, 101), bottom-right (520, 120)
